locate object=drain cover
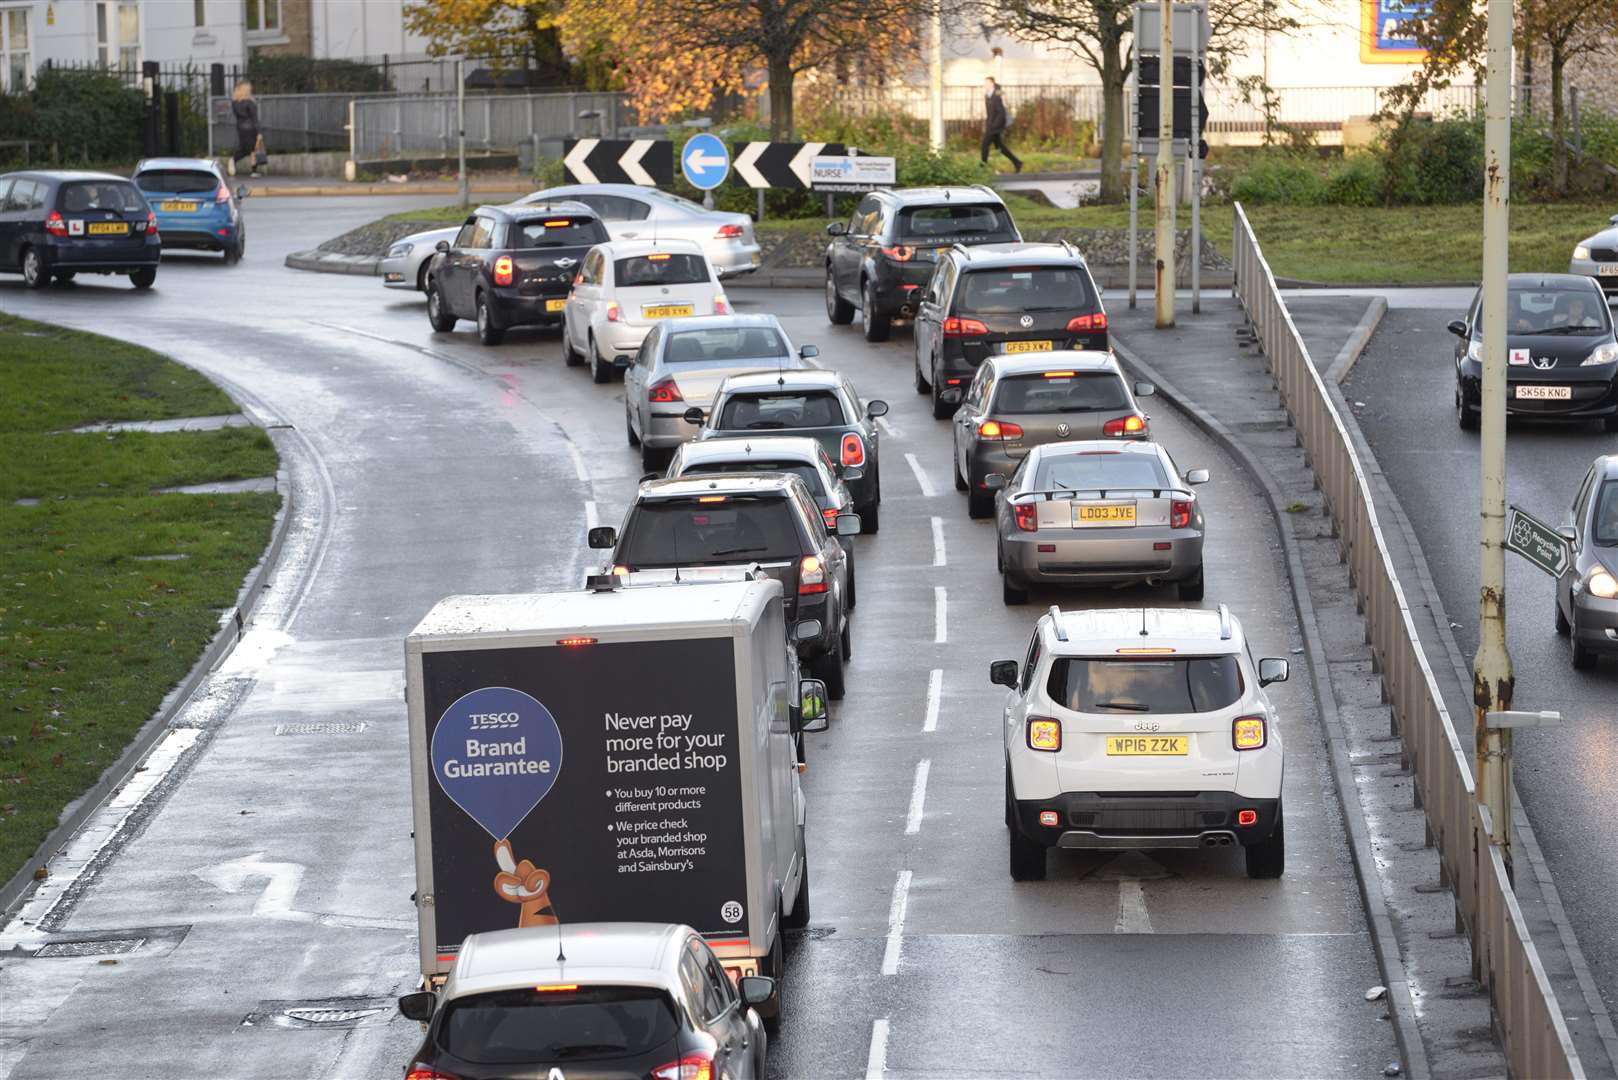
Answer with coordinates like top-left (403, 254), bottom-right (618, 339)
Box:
top-left (36, 937), bottom-right (144, 958)
top-left (242, 997), bottom-right (395, 1030)
top-left (274, 722), bottom-right (367, 736)
top-left (285, 1006), bottom-right (386, 1025)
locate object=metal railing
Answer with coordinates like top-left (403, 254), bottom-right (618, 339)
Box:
top-left (1230, 201), bottom-right (1582, 1080)
top-left (826, 83), bottom-right (1106, 134)
top-left (209, 92), bottom-right (393, 155)
top-left (349, 90), bottom-right (633, 162)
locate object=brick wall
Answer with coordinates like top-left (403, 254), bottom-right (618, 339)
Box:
top-left (1518, 38), bottom-right (1618, 118)
top-left (252, 0), bottom-right (313, 58)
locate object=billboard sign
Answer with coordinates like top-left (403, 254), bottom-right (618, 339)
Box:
top-left (1361, 0), bottom-right (1432, 63)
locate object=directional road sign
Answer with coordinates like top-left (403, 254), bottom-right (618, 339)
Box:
top-left (681, 133), bottom-right (730, 190)
top-left (562, 138), bottom-right (672, 186)
top-left (731, 141), bottom-right (847, 189)
top-left (1506, 504), bottom-right (1571, 577)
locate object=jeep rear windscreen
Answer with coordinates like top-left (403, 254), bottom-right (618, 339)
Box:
top-left (1046, 656), bottom-right (1243, 714)
top-left (896, 204), bottom-right (1016, 244)
top-left (618, 495), bottom-right (804, 565)
top-left (957, 267), bottom-right (1094, 314)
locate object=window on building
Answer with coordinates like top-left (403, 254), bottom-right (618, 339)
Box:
top-left (118, 3), bottom-right (139, 68)
top-left (94, 2), bottom-right (139, 69)
top-left (0, 7), bottom-right (29, 93)
top-left (246, 0), bottom-right (281, 33)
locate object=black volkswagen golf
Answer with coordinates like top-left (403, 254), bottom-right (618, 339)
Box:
top-left (1451, 273), bottom-right (1618, 432)
top-left (426, 201), bottom-right (609, 345)
top-left (0, 170), bottom-right (161, 289)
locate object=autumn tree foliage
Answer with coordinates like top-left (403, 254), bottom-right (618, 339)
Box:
top-left (403, 0), bottom-right (574, 84)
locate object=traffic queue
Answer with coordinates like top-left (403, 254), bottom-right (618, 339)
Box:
top-left (394, 184), bottom-right (1296, 1080)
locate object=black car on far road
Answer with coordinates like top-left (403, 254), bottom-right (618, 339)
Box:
top-left (426, 201), bottom-right (609, 345)
top-left (1451, 273), bottom-right (1618, 432)
top-left (825, 186), bottom-right (1020, 343)
top-left (0, 170), bottom-right (160, 289)
top-left (914, 241), bottom-right (1108, 419)
top-left (590, 473), bottom-right (860, 698)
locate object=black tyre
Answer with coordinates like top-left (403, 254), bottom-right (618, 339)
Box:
top-left (782, 858), bottom-right (811, 929)
top-left (21, 247), bottom-right (46, 289)
top-left (1555, 595), bottom-right (1571, 636)
top-left (591, 339), bottom-right (612, 384)
top-left (757, 929), bottom-right (784, 1026)
top-left (426, 281), bottom-right (456, 332)
top-left (562, 324), bottom-right (585, 366)
top-left (1572, 636), bottom-right (1598, 670)
top-left (846, 561), bottom-right (857, 612)
top-left (954, 454), bottom-right (968, 492)
top-left (1456, 388), bottom-right (1478, 431)
top-left (1245, 810), bottom-right (1286, 879)
top-left (826, 272), bottom-right (855, 325)
top-left (860, 280), bottom-right (891, 343)
top-left (223, 241), bottom-right (242, 265)
top-left (1605, 412), bottom-right (1618, 433)
top-left (53, 271), bottom-right (76, 284)
top-left (1002, 573), bottom-right (1029, 606)
top-left (915, 350), bottom-right (932, 393)
top-left (814, 634), bottom-right (846, 701)
top-left (641, 442), bottom-right (668, 473)
top-left (932, 375), bottom-right (956, 420)
top-left (626, 410), bottom-right (640, 447)
top-left (861, 500), bottom-right (880, 535)
top-left (967, 489), bottom-right (994, 519)
top-left (129, 267), bottom-right (157, 290)
top-left (475, 294), bottom-right (505, 346)
top-left (1178, 564), bottom-right (1206, 602)
top-left (1008, 787), bottom-right (1047, 883)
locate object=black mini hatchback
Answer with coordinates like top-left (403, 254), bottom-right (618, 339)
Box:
top-left (0, 170), bottom-right (161, 289)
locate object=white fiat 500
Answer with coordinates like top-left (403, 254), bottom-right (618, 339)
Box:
top-left (994, 605), bottom-right (1288, 881)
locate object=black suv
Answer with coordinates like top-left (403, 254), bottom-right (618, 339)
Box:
top-left (589, 474), bottom-right (860, 698)
top-left (913, 242), bottom-right (1108, 419)
top-left (0, 170), bottom-right (161, 289)
top-left (825, 186), bottom-right (1020, 343)
top-left (427, 201), bottom-right (609, 345)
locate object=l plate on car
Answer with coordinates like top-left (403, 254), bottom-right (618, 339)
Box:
top-left (1515, 385), bottom-right (1571, 400)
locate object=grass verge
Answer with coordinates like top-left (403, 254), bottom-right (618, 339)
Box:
top-left (0, 314), bottom-right (280, 884)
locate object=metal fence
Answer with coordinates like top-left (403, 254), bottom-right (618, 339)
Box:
top-left (349, 91), bottom-right (634, 162)
top-left (1205, 83), bottom-right (1478, 142)
top-left (207, 91), bottom-right (394, 155)
top-left (827, 83), bottom-right (1107, 137)
top-left (1230, 201), bottom-right (1583, 1080)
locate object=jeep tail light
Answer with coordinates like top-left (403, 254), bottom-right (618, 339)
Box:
top-left (799, 555), bottom-right (827, 595)
top-left (1027, 717), bottom-right (1061, 752)
top-left (494, 255), bottom-right (514, 286)
top-left (841, 432), bottom-right (864, 467)
top-left (44, 211), bottom-right (68, 237)
top-left (1067, 312), bottom-right (1108, 332)
top-left (1013, 502), bottom-right (1037, 531)
top-left (715, 223), bottom-right (744, 239)
top-left (880, 245), bottom-right (914, 261)
top-left (978, 419), bottom-right (1024, 441)
top-left (1237, 809), bottom-right (1259, 827)
top-left (1233, 716), bottom-right (1267, 750)
top-left (1038, 809), bottom-right (1060, 827)
top-left (1102, 414), bottom-right (1146, 437)
top-left (943, 316), bottom-right (988, 337)
top-left (713, 294), bottom-right (729, 314)
top-left (1170, 499), bottom-right (1192, 529)
top-left (215, 183), bottom-right (232, 204)
top-left (652, 1053), bottom-right (715, 1080)
top-left (606, 301), bottom-right (620, 322)
top-left (649, 377), bottom-right (683, 403)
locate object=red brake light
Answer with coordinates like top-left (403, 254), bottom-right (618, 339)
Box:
top-left (494, 255), bottom-right (514, 286)
top-left (715, 223), bottom-right (744, 238)
top-left (798, 555), bottom-right (827, 595)
top-left (840, 432), bottom-right (864, 467)
top-left (652, 1053), bottom-right (715, 1080)
top-left (1102, 415), bottom-right (1146, 437)
top-left (44, 211), bottom-right (68, 237)
top-left (880, 245), bottom-right (914, 261)
top-left (978, 420), bottom-right (1024, 441)
top-left (543, 219), bottom-right (571, 227)
top-left (649, 377), bottom-right (683, 403)
top-left (1170, 499), bottom-right (1192, 529)
top-left (215, 183), bottom-right (232, 204)
top-left (1013, 502), bottom-right (1037, 531)
top-left (405, 1067), bottom-right (459, 1080)
top-left (713, 294), bottom-right (729, 315)
top-left (1237, 809), bottom-right (1259, 827)
top-left (556, 638), bottom-right (594, 648)
top-left (942, 316), bottom-right (989, 337)
top-left (822, 507), bottom-right (839, 528)
top-left (606, 301), bottom-right (620, 322)
top-left (146, 210), bottom-right (159, 238)
top-left (1067, 312), bottom-right (1108, 332)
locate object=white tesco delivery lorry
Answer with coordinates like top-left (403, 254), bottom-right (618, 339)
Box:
top-left (404, 575), bottom-right (825, 1017)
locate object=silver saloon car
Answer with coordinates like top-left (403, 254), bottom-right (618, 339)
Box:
top-left (625, 314), bottom-right (816, 470)
top-left (1571, 213), bottom-right (1618, 301)
top-left (991, 440), bottom-right (1208, 605)
top-left (953, 350), bottom-right (1154, 518)
top-left (528, 183), bottom-right (763, 279)
top-left (380, 224), bottom-right (460, 291)
top-left (1556, 454), bottom-right (1618, 668)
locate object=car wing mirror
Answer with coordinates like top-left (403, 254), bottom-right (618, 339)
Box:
top-left (640, 471), bottom-right (661, 483)
top-left (587, 526), bottom-right (618, 549)
top-left (840, 466), bottom-right (864, 481)
top-left (1134, 381), bottom-right (1156, 397)
top-left (799, 343), bottom-right (819, 359)
top-left (866, 400), bottom-right (889, 418)
top-left (235, 185), bottom-right (250, 199)
top-left (1185, 468), bottom-right (1210, 485)
top-left (989, 659), bottom-right (1019, 687)
top-left (1447, 319), bottom-right (1468, 337)
top-left (1557, 525), bottom-right (1577, 542)
top-left (398, 991), bottom-right (436, 1023)
top-left (797, 677), bottom-right (829, 731)
top-left (435, 240), bottom-right (451, 253)
top-left (940, 386), bottom-right (964, 406)
top-left (983, 472), bottom-right (1007, 490)
top-left (826, 222), bottom-right (847, 237)
top-left (834, 513), bottom-right (862, 535)
top-left (794, 619), bottom-right (822, 644)
top-left (739, 975), bottom-right (776, 1006)
top-left (1258, 657), bottom-right (1290, 686)
top-left (682, 406), bottom-right (706, 424)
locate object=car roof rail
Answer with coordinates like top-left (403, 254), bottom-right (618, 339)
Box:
top-left (1218, 604), bottom-right (1233, 640)
top-left (1048, 605), bottom-right (1068, 642)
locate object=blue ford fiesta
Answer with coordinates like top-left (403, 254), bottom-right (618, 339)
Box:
top-left (132, 158), bottom-right (248, 263)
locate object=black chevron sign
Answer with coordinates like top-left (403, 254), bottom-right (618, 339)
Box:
top-left (729, 141), bottom-right (848, 189)
top-left (561, 139), bottom-right (673, 186)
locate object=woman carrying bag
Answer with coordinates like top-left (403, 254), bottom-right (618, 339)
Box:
top-left (230, 82), bottom-right (265, 178)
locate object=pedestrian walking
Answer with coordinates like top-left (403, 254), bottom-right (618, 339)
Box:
top-left (229, 81), bottom-right (264, 178)
top-left (981, 77), bottom-right (1022, 173)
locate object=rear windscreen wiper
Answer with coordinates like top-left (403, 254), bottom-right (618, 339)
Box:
top-left (1093, 701), bottom-right (1150, 712)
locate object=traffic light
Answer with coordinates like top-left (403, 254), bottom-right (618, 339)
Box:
top-left (1136, 54), bottom-right (1208, 154)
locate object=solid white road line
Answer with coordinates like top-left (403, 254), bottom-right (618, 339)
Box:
top-left (904, 452), bottom-right (936, 498)
top-left (905, 760), bottom-right (931, 835)
top-left (930, 515), bottom-right (946, 566)
top-left (584, 499), bottom-right (600, 530)
top-left (1114, 879), bottom-right (1154, 934)
top-left (880, 870), bottom-right (912, 976)
top-left (922, 668), bottom-right (942, 733)
top-left (875, 414), bottom-right (898, 438)
top-left (933, 586), bottom-right (947, 644)
top-left (567, 441), bottom-right (590, 484)
top-left (865, 1017), bottom-right (891, 1080)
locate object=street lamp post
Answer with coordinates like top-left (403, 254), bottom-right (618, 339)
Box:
top-left (1475, 0), bottom-right (1514, 862)
top-left (1154, 4), bottom-right (1176, 328)
top-left (928, 2), bottom-right (945, 153)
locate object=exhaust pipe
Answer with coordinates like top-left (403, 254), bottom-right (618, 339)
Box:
top-left (1200, 832), bottom-right (1236, 848)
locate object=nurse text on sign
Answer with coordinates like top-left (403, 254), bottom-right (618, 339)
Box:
top-left (810, 155), bottom-right (897, 193)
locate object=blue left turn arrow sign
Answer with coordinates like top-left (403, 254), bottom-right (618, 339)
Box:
top-left (681, 133), bottom-right (730, 191)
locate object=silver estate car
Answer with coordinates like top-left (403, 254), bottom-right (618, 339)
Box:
top-left (1570, 213), bottom-right (1618, 301)
top-left (397, 922), bottom-right (773, 1079)
top-left (665, 435), bottom-right (859, 534)
top-left (625, 313), bottom-right (816, 470)
top-left (1556, 454), bottom-right (1618, 668)
top-left (990, 440), bottom-right (1208, 605)
top-left (952, 350), bottom-right (1154, 518)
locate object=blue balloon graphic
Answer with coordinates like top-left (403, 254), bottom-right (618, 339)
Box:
top-left (431, 687), bottom-right (564, 840)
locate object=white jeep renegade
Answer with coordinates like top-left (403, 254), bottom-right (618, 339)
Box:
top-left (994, 605), bottom-right (1289, 881)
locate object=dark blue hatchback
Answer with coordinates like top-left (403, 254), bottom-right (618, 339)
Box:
top-left (0, 170), bottom-right (161, 289)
